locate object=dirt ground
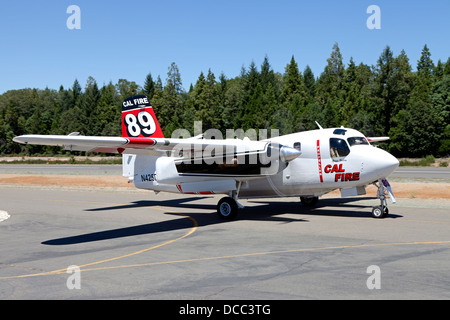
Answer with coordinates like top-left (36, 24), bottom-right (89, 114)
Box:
top-left (0, 173), bottom-right (448, 199)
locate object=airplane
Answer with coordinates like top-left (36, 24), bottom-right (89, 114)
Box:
top-left (13, 94), bottom-right (399, 220)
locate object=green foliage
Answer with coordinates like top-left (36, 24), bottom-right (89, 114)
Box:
top-left (1, 46), bottom-right (449, 157)
top-left (399, 155), bottom-right (436, 167)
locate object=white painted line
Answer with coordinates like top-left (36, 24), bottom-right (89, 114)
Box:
top-left (0, 210), bottom-right (10, 222)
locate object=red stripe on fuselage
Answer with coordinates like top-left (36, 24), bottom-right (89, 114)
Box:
top-left (316, 139), bottom-right (323, 183)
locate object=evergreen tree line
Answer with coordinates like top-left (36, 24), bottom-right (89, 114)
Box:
top-left (0, 43), bottom-right (449, 157)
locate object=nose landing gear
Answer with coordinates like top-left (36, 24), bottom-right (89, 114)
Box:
top-left (372, 178), bottom-right (395, 218)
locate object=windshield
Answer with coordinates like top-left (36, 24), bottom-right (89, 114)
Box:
top-left (347, 137), bottom-right (369, 146)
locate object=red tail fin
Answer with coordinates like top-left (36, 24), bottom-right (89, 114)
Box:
top-left (121, 95), bottom-right (164, 138)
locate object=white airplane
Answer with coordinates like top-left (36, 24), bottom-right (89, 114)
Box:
top-left (13, 95), bottom-right (399, 219)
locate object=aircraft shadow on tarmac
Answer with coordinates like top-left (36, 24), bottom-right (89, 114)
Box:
top-left (42, 196), bottom-right (402, 246)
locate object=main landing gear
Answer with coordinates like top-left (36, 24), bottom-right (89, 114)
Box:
top-left (371, 178), bottom-right (395, 219)
top-left (217, 197), bottom-right (238, 220)
top-left (217, 183), bottom-right (243, 220)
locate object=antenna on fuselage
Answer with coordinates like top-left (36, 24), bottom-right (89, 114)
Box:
top-left (315, 121), bottom-right (324, 130)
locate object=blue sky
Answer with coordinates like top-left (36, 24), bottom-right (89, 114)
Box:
top-left (0, 0), bottom-right (449, 94)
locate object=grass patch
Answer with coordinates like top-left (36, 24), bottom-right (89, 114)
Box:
top-left (399, 155), bottom-right (437, 167)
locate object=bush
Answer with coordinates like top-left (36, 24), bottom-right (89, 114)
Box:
top-left (400, 155), bottom-right (436, 166)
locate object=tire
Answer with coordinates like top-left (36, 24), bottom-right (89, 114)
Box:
top-left (372, 206), bottom-right (386, 219)
top-left (217, 197), bottom-right (238, 220)
top-left (300, 196), bottom-right (319, 207)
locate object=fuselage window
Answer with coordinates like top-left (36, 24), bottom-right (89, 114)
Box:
top-left (347, 136), bottom-right (369, 146)
top-left (293, 142), bottom-right (301, 151)
top-left (330, 138), bottom-right (350, 161)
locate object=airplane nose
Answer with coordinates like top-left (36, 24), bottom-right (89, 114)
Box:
top-left (372, 147), bottom-right (399, 178)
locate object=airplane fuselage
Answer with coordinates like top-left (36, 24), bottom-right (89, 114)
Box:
top-left (131, 127), bottom-right (398, 200)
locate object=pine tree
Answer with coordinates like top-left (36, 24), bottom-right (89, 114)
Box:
top-left (94, 82), bottom-right (120, 136)
top-left (150, 76), bottom-right (166, 129)
top-left (391, 50), bottom-right (414, 116)
top-left (259, 82), bottom-right (279, 133)
top-left (341, 58), bottom-right (358, 125)
top-left (417, 45), bottom-right (434, 74)
top-left (222, 77), bottom-right (244, 130)
top-left (244, 61), bottom-right (260, 97)
top-left (242, 82), bottom-right (264, 131)
top-left (72, 79), bottom-right (82, 108)
top-left (189, 70), bottom-right (221, 131)
top-left (143, 73), bottom-right (155, 101)
top-left (416, 44), bottom-right (435, 97)
top-left (260, 55), bottom-right (276, 94)
top-left (316, 43), bottom-right (345, 127)
top-left (372, 46), bottom-right (395, 136)
top-left (444, 58), bottom-right (450, 76)
top-left (434, 60), bottom-right (444, 82)
top-left (303, 65), bottom-right (315, 103)
top-left (81, 76), bottom-right (100, 135)
top-left (345, 62), bottom-right (376, 135)
top-left (280, 56), bottom-right (306, 130)
top-left (159, 62), bottom-right (184, 136)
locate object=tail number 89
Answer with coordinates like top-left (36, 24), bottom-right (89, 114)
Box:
top-left (124, 111), bottom-right (156, 137)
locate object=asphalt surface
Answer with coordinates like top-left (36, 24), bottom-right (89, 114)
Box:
top-left (0, 185), bottom-right (449, 300)
top-left (392, 167), bottom-right (450, 181)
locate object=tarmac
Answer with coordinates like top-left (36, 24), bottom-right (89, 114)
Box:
top-left (0, 165), bottom-right (449, 300)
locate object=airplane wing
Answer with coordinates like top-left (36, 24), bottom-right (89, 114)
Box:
top-left (13, 95), bottom-right (301, 180)
top-left (12, 134), bottom-right (296, 158)
top-left (13, 133), bottom-right (300, 157)
top-left (13, 134), bottom-right (131, 153)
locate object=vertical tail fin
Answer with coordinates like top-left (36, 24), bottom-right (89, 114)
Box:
top-left (121, 95), bottom-right (164, 138)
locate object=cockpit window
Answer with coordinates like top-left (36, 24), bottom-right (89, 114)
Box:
top-left (347, 137), bottom-right (369, 146)
top-left (330, 138), bottom-right (350, 161)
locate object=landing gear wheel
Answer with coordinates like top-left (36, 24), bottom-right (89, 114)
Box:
top-left (217, 197), bottom-right (238, 220)
top-left (300, 196), bottom-right (319, 207)
top-left (372, 206), bottom-right (388, 219)
top-left (372, 178), bottom-right (393, 219)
